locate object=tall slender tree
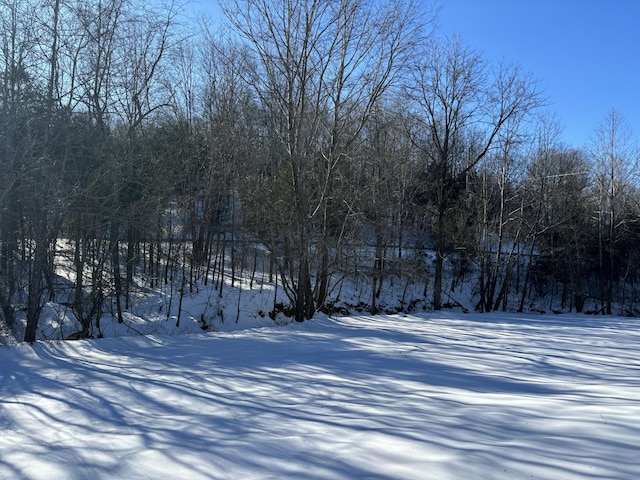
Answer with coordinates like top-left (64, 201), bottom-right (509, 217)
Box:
top-left (590, 108), bottom-right (639, 314)
top-left (220, 0), bottom-right (428, 321)
top-left (408, 37), bottom-right (542, 310)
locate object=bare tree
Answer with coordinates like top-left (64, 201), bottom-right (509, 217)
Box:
top-left (0, 0), bottom-right (39, 331)
top-left (474, 125), bottom-right (527, 312)
top-left (408, 36), bottom-right (543, 310)
top-left (515, 114), bottom-right (590, 312)
top-left (220, 0), bottom-right (428, 321)
top-left (0, 0), bottom-right (70, 341)
top-left (589, 108), bottom-right (639, 314)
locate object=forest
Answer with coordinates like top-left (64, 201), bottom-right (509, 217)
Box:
top-left (1, 0), bottom-right (639, 343)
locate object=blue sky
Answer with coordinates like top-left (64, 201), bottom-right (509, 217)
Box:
top-left (437, 0), bottom-right (640, 148)
top-left (195, 0), bottom-right (639, 148)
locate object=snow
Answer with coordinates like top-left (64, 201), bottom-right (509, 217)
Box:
top-left (1, 312), bottom-right (640, 479)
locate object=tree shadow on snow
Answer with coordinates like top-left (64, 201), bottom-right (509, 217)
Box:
top-left (1, 316), bottom-right (639, 479)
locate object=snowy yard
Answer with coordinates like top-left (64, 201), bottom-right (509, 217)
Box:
top-left (1, 312), bottom-right (639, 479)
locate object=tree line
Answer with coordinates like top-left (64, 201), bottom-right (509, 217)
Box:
top-left (1, 0), bottom-right (638, 342)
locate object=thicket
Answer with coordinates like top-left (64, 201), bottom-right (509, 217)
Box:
top-left (1, 0), bottom-right (638, 342)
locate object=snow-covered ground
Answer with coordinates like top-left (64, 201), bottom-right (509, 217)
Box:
top-left (1, 312), bottom-right (639, 479)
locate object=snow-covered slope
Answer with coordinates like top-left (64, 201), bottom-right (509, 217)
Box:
top-left (1, 312), bottom-right (639, 479)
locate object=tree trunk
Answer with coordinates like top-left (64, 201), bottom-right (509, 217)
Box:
top-left (315, 243), bottom-right (330, 313)
top-left (433, 209), bottom-right (445, 310)
top-left (110, 221), bottom-right (124, 324)
top-left (24, 231), bottom-right (48, 343)
top-left (295, 253), bottom-right (314, 322)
